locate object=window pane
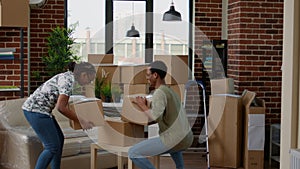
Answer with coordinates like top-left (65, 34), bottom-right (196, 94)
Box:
top-left (68, 0), bottom-right (189, 63)
top-left (153, 0), bottom-right (189, 56)
top-left (68, 0), bottom-right (105, 61)
top-left (114, 1), bottom-right (146, 64)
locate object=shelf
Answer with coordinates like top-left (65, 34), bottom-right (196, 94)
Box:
top-left (0, 55), bottom-right (14, 60)
top-left (0, 88), bottom-right (20, 92)
top-left (0, 48), bottom-right (15, 60)
top-left (270, 156), bottom-right (280, 162)
top-left (269, 123), bottom-right (281, 165)
top-left (0, 28), bottom-right (25, 98)
top-left (271, 141), bottom-right (280, 146)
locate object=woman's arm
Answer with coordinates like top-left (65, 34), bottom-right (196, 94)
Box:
top-left (56, 94), bottom-right (94, 129)
top-left (56, 94), bottom-right (79, 122)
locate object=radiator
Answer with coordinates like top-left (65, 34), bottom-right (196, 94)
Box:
top-left (290, 149), bottom-right (300, 169)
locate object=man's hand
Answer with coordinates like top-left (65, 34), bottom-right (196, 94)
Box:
top-left (133, 96), bottom-right (149, 112)
top-left (133, 96), bottom-right (147, 106)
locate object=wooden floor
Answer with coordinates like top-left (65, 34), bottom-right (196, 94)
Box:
top-left (123, 152), bottom-right (280, 169)
top-left (159, 152), bottom-right (280, 169)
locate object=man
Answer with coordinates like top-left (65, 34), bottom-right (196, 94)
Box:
top-left (128, 60), bottom-right (193, 169)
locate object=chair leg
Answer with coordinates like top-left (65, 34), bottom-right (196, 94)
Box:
top-left (90, 143), bottom-right (99, 169)
top-left (153, 156), bottom-right (160, 169)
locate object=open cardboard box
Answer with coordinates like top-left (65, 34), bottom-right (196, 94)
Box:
top-left (69, 98), bottom-right (104, 130)
top-left (97, 117), bottom-right (145, 147)
top-left (208, 94), bottom-right (243, 168)
top-left (121, 94), bottom-right (152, 125)
top-left (242, 90), bottom-right (265, 169)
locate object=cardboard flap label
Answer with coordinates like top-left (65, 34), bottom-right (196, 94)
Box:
top-left (248, 114), bottom-right (265, 150)
top-left (248, 125), bottom-right (265, 150)
top-left (248, 114), bottom-right (265, 126)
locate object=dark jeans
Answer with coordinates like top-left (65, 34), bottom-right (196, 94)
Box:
top-left (23, 110), bottom-right (64, 169)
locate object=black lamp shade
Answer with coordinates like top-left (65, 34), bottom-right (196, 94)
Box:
top-left (126, 25), bottom-right (140, 37)
top-left (163, 5), bottom-right (182, 21)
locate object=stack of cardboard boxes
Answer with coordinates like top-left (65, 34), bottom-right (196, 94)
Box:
top-left (72, 54), bottom-right (147, 146)
top-left (208, 78), bottom-right (265, 169)
top-left (119, 64), bottom-right (150, 125)
top-left (154, 55), bottom-right (189, 102)
top-left (120, 55), bottom-right (189, 125)
top-left (71, 54), bottom-right (190, 146)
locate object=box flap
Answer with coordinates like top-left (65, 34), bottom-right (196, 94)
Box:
top-left (242, 90), bottom-right (256, 108)
top-left (75, 101), bottom-right (105, 126)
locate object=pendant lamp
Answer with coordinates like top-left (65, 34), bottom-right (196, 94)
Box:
top-left (126, 2), bottom-right (140, 37)
top-left (163, 0), bottom-right (182, 21)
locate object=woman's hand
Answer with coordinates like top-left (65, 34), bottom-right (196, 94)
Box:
top-left (78, 117), bottom-right (94, 130)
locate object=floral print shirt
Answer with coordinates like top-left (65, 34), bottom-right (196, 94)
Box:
top-left (22, 71), bottom-right (74, 115)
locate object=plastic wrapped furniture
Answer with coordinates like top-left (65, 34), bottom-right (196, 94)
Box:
top-left (0, 98), bottom-right (118, 169)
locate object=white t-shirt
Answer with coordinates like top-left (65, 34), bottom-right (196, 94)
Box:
top-left (22, 71), bottom-right (74, 115)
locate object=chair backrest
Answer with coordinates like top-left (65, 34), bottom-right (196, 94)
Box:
top-left (0, 98), bottom-right (29, 129)
top-left (0, 98), bottom-right (69, 130)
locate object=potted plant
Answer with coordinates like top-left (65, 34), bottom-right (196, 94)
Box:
top-left (101, 82), bottom-right (112, 102)
top-left (111, 85), bottom-right (122, 102)
top-left (42, 26), bottom-right (80, 76)
top-left (94, 69), bottom-right (109, 99)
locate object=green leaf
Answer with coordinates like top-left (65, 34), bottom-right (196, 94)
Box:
top-left (42, 26), bottom-right (81, 76)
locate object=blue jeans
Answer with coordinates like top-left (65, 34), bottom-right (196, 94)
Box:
top-left (128, 137), bottom-right (184, 169)
top-left (23, 110), bottom-right (64, 169)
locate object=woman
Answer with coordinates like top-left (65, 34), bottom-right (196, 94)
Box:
top-left (128, 61), bottom-right (193, 169)
top-left (22, 61), bottom-right (96, 169)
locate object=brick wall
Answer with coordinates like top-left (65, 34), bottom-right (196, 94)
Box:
top-left (0, 0), bottom-right (65, 100)
top-left (227, 0), bottom-right (283, 124)
top-left (194, 0), bottom-right (223, 81)
top-left (0, 28), bottom-right (28, 100)
top-left (29, 0), bottom-right (65, 91)
top-left (0, 0), bottom-right (283, 126)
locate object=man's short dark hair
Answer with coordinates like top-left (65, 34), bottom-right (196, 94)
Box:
top-left (150, 60), bottom-right (167, 79)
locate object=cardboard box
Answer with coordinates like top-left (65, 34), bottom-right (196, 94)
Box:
top-left (168, 84), bottom-right (185, 101)
top-left (242, 90), bottom-right (265, 169)
top-left (120, 64), bottom-right (148, 84)
top-left (98, 118), bottom-right (145, 146)
top-left (210, 78), bottom-right (234, 95)
top-left (84, 83), bottom-right (95, 98)
top-left (123, 84), bottom-right (149, 95)
top-left (69, 99), bottom-right (105, 130)
top-left (154, 55), bottom-right (189, 84)
top-left (0, 0), bottom-right (29, 27)
top-left (121, 94), bottom-right (151, 125)
top-left (208, 94), bottom-right (243, 168)
top-left (95, 64), bottom-right (120, 84)
top-left (88, 54), bottom-right (114, 64)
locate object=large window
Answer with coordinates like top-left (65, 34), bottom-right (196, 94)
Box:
top-left (68, 0), bottom-right (189, 64)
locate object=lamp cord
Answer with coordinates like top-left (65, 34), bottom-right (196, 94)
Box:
top-left (132, 2), bottom-right (135, 26)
